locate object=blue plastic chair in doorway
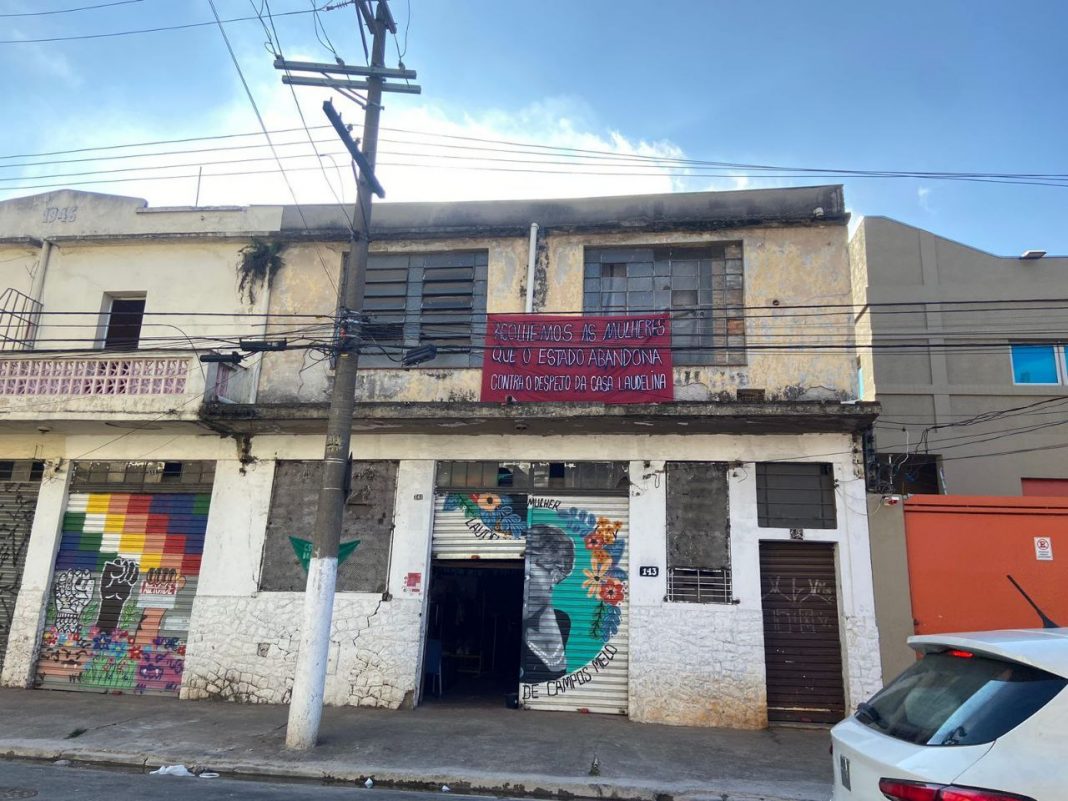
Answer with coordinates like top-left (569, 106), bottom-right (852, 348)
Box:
top-left (425, 639), bottom-right (443, 697)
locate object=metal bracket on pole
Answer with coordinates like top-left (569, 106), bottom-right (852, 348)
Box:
top-left (282, 74), bottom-right (421, 95)
top-left (274, 57), bottom-right (416, 80)
top-left (323, 100), bottom-right (386, 198)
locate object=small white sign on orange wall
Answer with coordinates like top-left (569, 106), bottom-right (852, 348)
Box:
top-left (1035, 537), bottom-right (1054, 561)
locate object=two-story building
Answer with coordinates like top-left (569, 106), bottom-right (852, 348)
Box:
top-left (0, 185), bottom-right (880, 729)
top-left (852, 216), bottom-right (1068, 496)
top-left (850, 217), bottom-right (1068, 681)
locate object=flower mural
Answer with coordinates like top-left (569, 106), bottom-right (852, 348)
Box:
top-left (439, 490), bottom-right (630, 699)
top-left (443, 492), bottom-right (527, 538)
top-left (583, 518), bottom-right (627, 641)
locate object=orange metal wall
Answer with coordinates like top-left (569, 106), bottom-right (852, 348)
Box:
top-left (904, 495), bottom-right (1068, 634)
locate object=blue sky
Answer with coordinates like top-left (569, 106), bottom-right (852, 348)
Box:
top-left (2, 0), bottom-right (1067, 255)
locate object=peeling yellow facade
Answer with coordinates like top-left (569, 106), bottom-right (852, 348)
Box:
top-left (262, 224), bottom-right (857, 404)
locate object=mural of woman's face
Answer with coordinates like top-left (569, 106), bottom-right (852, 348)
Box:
top-left (525, 524), bottom-right (574, 620)
top-left (526, 559), bottom-right (554, 618)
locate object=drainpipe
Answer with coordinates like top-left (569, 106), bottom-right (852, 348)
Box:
top-left (28, 239), bottom-right (53, 347)
top-left (525, 222), bottom-right (539, 313)
top-left (245, 272), bottom-right (273, 404)
top-left (30, 239), bottom-right (52, 304)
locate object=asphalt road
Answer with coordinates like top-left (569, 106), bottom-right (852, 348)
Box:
top-left (0, 760), bottom-right (505, 801)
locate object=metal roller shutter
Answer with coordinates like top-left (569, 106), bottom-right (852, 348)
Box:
top-left (759, 541), bottom-right (845, 724)
top-left (0, 463), bottom-right (43, 673)
top-left (432, 490), bottom-right (529, 560)
top-left (35, 490), bottom-right (210, 696)
top-left (520, 495), bottom-right (629, 715)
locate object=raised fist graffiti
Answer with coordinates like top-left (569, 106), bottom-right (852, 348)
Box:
top-left (96, 558), bottom-right (139, 633)
top-left (52, 569), bottom-right (95, 634)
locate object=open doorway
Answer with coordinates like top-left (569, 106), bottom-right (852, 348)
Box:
top-left (423, 562), bottom-right (524, 706)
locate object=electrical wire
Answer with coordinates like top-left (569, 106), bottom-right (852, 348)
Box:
top-left (6, 125), bottom-right (1068, 193)
top-left (254, 0), bottom-right (356, 232)
top-left (15, 297), bottom-right (1068, 317)
top-left (306, 0), bottom-right (343, 63)
top-left (0, 0), bottom-right (144, 16)
top-left (393, 0), bottom-right (410, 63)
top-left (9, 144), bottom-right (1068, 193)
top-left (62, 350), bottom-right (273, 464)
top-left (8, 118), bottom-right (1068, 189)
top-left (207, 0), bottom-right (341, 297)
top-left (0, 5), bottom-right (332, 45)
top-left (0, 126), bottom-right (332, 162)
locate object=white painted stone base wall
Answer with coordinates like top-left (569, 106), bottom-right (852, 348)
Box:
top-left (843, 613), bottom-right (883, 709)
top-left (626, 453), bottom-right (883, 728)
top-left (182, 594), bottom-right (422, 707)
top-left (629, 604), bottom-right (767, 728)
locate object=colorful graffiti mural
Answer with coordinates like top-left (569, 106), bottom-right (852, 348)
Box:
top-left (443, 492), bottom-right (527, 539)
top-left (521, 504), bottom-right (627, 685)
top-left (434, 489), bottom-right (629, 711)
top-left (36, 492), bottom-right (208, 695)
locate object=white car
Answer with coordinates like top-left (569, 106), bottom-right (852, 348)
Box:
top-left (830, 628), bottom-right (1068, 801)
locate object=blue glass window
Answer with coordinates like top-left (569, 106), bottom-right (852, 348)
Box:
top-left (1011, 344), bottom-right (1060, 384)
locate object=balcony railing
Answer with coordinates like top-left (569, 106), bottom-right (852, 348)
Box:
top-left (0, 356), bottom-right (188, 396)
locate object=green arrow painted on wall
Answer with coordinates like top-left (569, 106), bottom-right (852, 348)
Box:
top-left (288, 536), bottom-right (361, 572)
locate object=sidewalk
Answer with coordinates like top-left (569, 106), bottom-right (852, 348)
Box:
top-left (0, 689), bottom-right (833, 801)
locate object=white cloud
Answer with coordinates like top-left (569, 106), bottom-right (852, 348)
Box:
top-left (1, 71), bottom-right (710, 209)
top-left (917, 186), bottom-right (933, 213)
top-left (6, 27), bottom-right (82, 86)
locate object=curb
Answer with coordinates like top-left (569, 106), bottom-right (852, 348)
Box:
top-left (0, 743), bottom-right (828, 801)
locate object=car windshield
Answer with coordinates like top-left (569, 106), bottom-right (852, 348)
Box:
top-left (855, 650), bottom-right (1066, 746)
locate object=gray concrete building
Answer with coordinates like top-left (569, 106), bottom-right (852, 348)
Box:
top-left (851, 216), bottom-right (1068, 496)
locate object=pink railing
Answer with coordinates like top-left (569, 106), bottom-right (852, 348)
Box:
top-left (0, 357), bottom-right (189, 396)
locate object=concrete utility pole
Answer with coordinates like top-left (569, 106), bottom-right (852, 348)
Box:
top-left (280, 0), bottom-right (418, 750)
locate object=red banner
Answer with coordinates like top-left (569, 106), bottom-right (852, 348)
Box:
top-left (480, 313), bottom-right (674, 403)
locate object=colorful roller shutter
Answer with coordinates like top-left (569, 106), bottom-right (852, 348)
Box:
top-left (520, 495), bottom-right (629, 715)
top-left (432, 490), bottom-right (529, 560)
top-left (35, 491), bottom-right (210, 696)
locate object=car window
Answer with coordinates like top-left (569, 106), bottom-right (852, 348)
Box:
top-left (856, 651), bottom-right (1066, 746)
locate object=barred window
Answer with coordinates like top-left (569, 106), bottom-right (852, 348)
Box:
top-left (756, 462), bottom-right (837, 529)
top-left (665, 462), bottom-right (733, 603)
top-left (582, 245), bottom-right (745, 366)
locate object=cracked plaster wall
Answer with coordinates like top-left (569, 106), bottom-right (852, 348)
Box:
top-left (180, 455), bottom-right (431, 707)
top-left (259, 237), bottom-right (526, 404)
top-left (182, 594), bottom-right (421, 707)
top-left (261, 225), bottom-right (856, 405)
top-left (549, 227), bottom-right (856, 402)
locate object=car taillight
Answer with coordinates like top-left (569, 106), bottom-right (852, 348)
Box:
top-left (879, 779), bottom-right (1036, 801)
top-left (879, 780), bottom-right (941, 801)
top-left (946, 649), bottom-right (974, 659)
top-left (939, 790), bottom-right (1036, 801)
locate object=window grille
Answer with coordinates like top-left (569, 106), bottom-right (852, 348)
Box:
top-left (667, 567), bottom-right (733, 604)
top-left (0, 460), bottom-right (44, 482)
top-left (435, 460), bottom-right (629, 493)
top-left (71, 460), bottom-right (216, 492)
top-left (756, 462), bottom-right (837, 529)
top-left (582, 244), bottom-right (745, 366)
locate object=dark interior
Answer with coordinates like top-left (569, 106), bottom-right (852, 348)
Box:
top-left (424, 562), bottom-right (524, 706)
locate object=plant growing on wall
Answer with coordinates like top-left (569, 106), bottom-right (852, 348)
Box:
top-left (237, 238), bottom-right (285, 305)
